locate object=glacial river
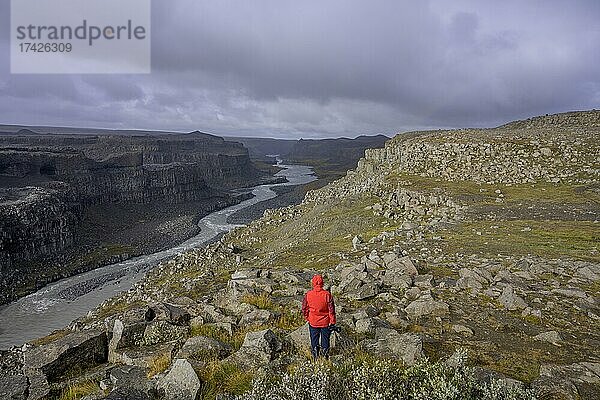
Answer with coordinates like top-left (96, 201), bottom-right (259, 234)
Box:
top-left (0, 162), bottom-right (315, 349)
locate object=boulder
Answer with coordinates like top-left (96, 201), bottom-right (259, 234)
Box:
top-left (404, 299), bottom-right (449, 320)
top-left (109, 319), bottom-right (147, 363)
top-left (346, 281), bottom-right (379, 300)
top-left (120, 342), bottom-right (176, 370)
top-left (355, 317), bottom-right (389, 336)
top-left (337, 266), bottom-right (380, 301)
top-left (157, 359), bottom-right (201, 400)
top-left (574, 266), bottom-right (600, 281)
top-left (382, 272), bottom-right (412, 290)
top-left (383, 311), bottom-right (410, 330)
top-left (23, 330), bottom-right (108, 400)
top-left (227, 329), bottom-right (282, 368)
top-left (352, 235), bottom-right (363, 250)
top-left (108, 365), bottom-right (151, 400)
top-left (413, 274), bottom-right (433, 289)
top-left (232, 269), bottom-right (261, 280)
top-left (0, 353), bottom-right (27, 400)
top-left (386, 256), bottom-right (418, 276)
top-left (239, 309), bottom-right (276, 327)
top-left (451, 324), bottom-right (474, 337)
top-left (456, 268), bottom-right (489, 291)
top-left (177, 336), bottom-right (232, 360)
top-left (532, 362), bottom-right (600, 400)
top-left (498, 286), bottom-right (527, 310)
top-left (196, 304), bottom-right (236, 325)
top-left (361, 328), bottom-right (423, 366)
top-left (162, 303), bottom-right (191, 326)
top-left (143, 321), bottom-right (189, 346)
top-left (0, 373), bottom-right (28, 400)
top-left (0, 350), bottom-right (27, 400)
top-left (404, 287), bottom-right (421, 301)
top-left (533, 330), bottom-right (562, 345)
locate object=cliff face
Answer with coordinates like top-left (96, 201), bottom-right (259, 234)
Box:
top-left (0, 131), bottom-right (268, 304)
top-left (0, 186), bottom-right (80, 269)
top-left (0, 132), bottom-right (263, 188)
top-left (351, 111), bottom-right (600, 188)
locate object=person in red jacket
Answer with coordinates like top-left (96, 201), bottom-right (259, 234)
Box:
top-left (301, 274), bottom-right (337, 359)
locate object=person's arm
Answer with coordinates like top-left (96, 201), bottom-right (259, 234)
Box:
top-left (327, 293), bottom-right (336, 325)
top-left (301, 293), bottom-right (310, 321)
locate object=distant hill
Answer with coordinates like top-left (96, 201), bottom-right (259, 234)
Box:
top-left (286, 134), bottom-right (388, 166)
top-left (230, 134), bottom-right (389, 181)
top-left (230, 137), bottom-right (297, 160)
top-left (0, 124), bottom-right (218, 138)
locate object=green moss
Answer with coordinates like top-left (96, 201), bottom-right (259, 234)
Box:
top-left (440, 220), bottom-right (599, 262)
top-left (242, 293), bottom-right (276, 311)
top-left (29, 329), bottom-right (70, 346)
top-left (57, 380), bottom-right (100, 400)
top-left (234, 195), bottom-right (397, 272)
top-left (386, 172), bottom-right (600, 205)
top-left (95, 299), bottom-right (143, 320)
top-left (191, 324), bottom-right (272, 351)
top-left (198, 361), bottom-right (254, 399)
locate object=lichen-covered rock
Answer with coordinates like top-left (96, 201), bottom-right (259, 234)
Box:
top-left (107, 365), bottom-right (151, 400)
top-left (227, 329), bottom-right (282, 368)
top-left (533, 330), bottom-right (562, 345)
top-left (532, 362), bottom-right (600, 400)
top-left (0, 350), bottom-right (28, 400)
top-left (143, 321), bottom-right (189, 346)
top-left (239, 308), bottom-right (276, 328)
top-left (157, 359), bottom-right (201, 400)
top-left (498, 286), bottom-right (527, 310)
top-left (177, 335), bottom-right (232, 360)
top-left (108, 319), bottom-right (147, 363)
top-left (404, 298), bottom-right (449, 320)
top-left (361, 328), bottom-right (423, 366)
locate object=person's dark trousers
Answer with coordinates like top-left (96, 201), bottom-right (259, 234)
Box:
top-left (309, 324), bottom-right (331, 359)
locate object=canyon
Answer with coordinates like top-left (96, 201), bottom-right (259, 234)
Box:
top-left (0, 130), bottom-right (272, 304)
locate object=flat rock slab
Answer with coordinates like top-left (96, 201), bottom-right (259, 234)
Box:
top-left (24, 330), bottom-right (108, 375)
top-left (23, 330), bottom-right (107, 400)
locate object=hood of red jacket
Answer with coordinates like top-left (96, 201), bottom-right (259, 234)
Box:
top-left (311, 274), bottom-right (324, 289)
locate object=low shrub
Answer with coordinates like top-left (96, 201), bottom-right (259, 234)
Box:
top-left (234, 350), bottom-right (537, 400)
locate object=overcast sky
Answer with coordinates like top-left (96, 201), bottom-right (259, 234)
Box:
top-left (0, 1), bottom-right (598, 138)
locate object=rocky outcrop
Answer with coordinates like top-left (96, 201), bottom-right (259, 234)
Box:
top-left (360, 328), bottom-right (424, 366)
top-left (23, 330), bottom-right (108, 400)
top-left (0, 186), bottom-right (80, 269)
top-left (226, 329), bottom-right (282, 369)
top-left (0, 350), bottom-right (28, 400)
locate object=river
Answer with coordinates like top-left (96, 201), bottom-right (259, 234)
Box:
top-left (0, 162), bottom-right (315, 349)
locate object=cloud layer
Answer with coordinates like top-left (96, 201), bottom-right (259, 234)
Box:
top-left (1, 0), bottom-right (599, 138)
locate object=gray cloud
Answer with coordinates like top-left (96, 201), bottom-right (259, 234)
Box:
top-left (0, 0), bottom-right (598, 138)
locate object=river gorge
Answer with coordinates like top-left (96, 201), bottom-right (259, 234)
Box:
top-left (0, 161), bottom-right (315, 348)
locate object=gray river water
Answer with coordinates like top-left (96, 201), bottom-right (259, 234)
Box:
top-left (0, 162), bottom-right (315, 349)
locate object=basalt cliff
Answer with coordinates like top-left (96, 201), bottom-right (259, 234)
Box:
top-left (1, 111), bottom-right (599, 400)
top-left (0, 131), bottom-right (272, 304)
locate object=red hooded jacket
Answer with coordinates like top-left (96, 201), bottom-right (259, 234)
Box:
top-left (302, 274), bottom-right (336, 328)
